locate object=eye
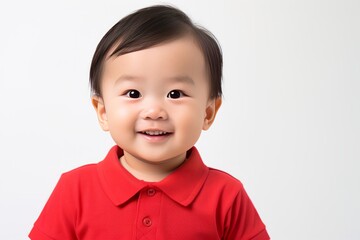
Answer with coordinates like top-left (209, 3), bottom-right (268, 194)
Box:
top-left (125, 90), bottom-right (141, 98)
top-left (167, 90), bottom-right (184, 99)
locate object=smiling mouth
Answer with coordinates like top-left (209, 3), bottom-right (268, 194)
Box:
top-left (140, 130), bottom-right (171, 136)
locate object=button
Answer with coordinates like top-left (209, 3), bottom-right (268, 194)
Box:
top-left (147, 188), bottom-right (156, 196)
top-left (142, 217), bottom-right (152, 227)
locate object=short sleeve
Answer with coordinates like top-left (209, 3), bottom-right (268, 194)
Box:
top-left (29, 174), bottom-right (78, 240)
top-left (223, 187), bottom-right (270, 240)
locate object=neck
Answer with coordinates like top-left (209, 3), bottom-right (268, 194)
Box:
top-left (120, 152), bottom-right (186, 182)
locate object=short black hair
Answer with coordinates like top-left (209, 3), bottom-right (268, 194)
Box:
top-left (89, 5), bottom-right (222, 99)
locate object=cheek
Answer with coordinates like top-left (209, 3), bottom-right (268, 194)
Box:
top-left (107, 103), bottom-right (137, 127)
top-left (174, 104), bottom-right (206, 131)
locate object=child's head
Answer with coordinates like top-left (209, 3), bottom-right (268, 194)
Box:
top-left (90, 5), bottom-right (223, 169)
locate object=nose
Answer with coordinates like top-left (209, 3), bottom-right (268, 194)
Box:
top-left (140, 99), bottom-right (168, 120)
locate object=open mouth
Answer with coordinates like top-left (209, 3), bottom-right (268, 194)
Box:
top-left (140, 131), bottom-right (171, 136)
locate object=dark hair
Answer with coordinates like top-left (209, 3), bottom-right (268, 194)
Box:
top-left (89, 5), bottom-right (222, 99)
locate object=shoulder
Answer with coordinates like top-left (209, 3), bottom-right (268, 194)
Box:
top-left (45, 163), bottom-right (104, 206)
top-left (62, 163), bottom-right (97, 177)
top-left (207, 167), bottom-right (244, 189)
top-left (57, 163), bottom-right (99, 189)
top-left (201, 167), bottom-right (246, 202)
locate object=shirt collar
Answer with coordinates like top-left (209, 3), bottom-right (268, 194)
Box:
top-left (97, 145), bottom-right (209, 207)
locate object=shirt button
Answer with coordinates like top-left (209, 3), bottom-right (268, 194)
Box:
top-left (147, 188), bottom-right (156, 196)
top-left (142, 217), bottom-right (152, 227)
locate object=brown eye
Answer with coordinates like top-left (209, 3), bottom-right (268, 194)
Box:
top-left (126, 90), bottom-right (141, 98)
top-left (167, 90), bottom-right (184, 99)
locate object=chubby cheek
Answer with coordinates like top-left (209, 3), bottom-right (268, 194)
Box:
top-left (174, 104), bottom-right (205, 137)
top-left (107, 103), bottom-right (137, 133)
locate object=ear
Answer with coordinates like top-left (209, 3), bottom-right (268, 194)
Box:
top-left (203, 97), bottom-right (222, 130)
top-left (91, 95), bottom-right (109, 131)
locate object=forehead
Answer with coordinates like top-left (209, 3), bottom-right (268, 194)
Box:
top-left (102, 35), bottom-right (208, 85)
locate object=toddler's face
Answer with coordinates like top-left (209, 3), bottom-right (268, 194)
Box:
top-left (92, 35), bottom-right (220, 166)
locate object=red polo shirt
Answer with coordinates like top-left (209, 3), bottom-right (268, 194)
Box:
top-left (29, 146), bottom-right (269, 240)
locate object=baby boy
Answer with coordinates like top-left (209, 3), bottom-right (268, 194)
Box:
top-left (29, 5), bottom-right (269, 240)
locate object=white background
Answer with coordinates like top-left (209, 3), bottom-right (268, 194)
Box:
top-left (1, 0), bottom-right (359, 239)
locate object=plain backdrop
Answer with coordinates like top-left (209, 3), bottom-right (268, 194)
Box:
top-left (1, 0), bottom-right (359, 239)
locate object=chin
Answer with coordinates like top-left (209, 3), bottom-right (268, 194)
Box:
top-left (138, 152), bottom-right (183, 164)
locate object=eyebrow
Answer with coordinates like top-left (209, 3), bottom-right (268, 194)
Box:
top-left (114, 75), bottom-right (195, 85)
